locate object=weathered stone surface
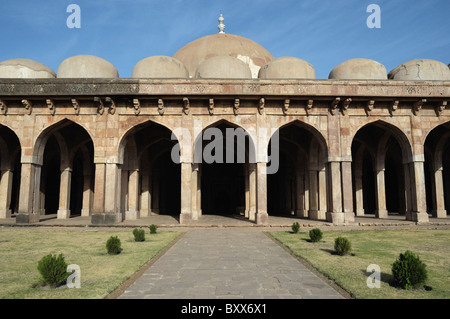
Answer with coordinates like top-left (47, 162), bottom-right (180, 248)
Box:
top-left (258, 56), bottom-right (316, 79)
top-left (0, 58), bottom-right (56, 78)
top-left (389, 59), bottom-right (450, 81)
top-left (195, 55), bottom-right (252, 79)
top-left (132, 56), bottom-right (189, 79)
top-left (57, 55), bottom-right (119, 78)
top-left (329, 58), bottom-right (387, 80)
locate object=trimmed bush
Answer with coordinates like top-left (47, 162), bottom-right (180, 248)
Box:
top-left (133, 228), bottom-right (145, 242)
top-left (291, 222), bottom-right (300, 234)
top-left (309, 228), bottom-right (323, 242)
top-left (149, 224), bottom-right (158, 234)
top-left (37, 253), bottom-right (69, 288)
top-left (334, 236), bottom-right (352, 256)
top-left (392, 250), bottom-right (428, 290)
top-left (106, 236), bottom-right (122, 255)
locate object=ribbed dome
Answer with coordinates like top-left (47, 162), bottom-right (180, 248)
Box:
top-left (0, 58), bottom-right (56, 78)
top-left (132, 56), bottom-right (189, 78)
top-left (173, 33), bottom-right (274, 78)
top-left (258, 57), bottom-right (316, 79)
top-left (388, 59), bottom-right (450, 81)
top-left (195, 55), bottom-right (252, 79)
top-left (329, 58), bottom-right (387, 80)
top-left (57, 55), bottom-right (119, 78)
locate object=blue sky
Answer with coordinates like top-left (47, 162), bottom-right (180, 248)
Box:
top-left (0, 0), bottom-right (449, 79)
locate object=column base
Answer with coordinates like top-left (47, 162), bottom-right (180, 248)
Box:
top-left (432, 209), bottom-right (447, 218)
top-left (375, 209), bottom-right (388, 219)
top-left (295, 209), bottom-right (307, 218)
top-left (179, 212), bottom-right (192, 225)
top-left (309, 210), bottom-right (326, 220)
top-left (16, 213), bottom-right (40, 224)
top-left (326, 212), bottom-right (355, 224)
top-left (57, 209), bottom-right (71, 219)
top-left (356, 209), bottom-right (365, 217)
top-left (140, 209), bottom-right (149, 218)
top-left (248, 208), bottom-right (256, 222)
top-left (410, 211), bottom-right (430, 223)
top-left (91, 213), bottom-right (122, 225)
top-left (0, 209), bottom-right (11, 219)
top-left (256, 211), bottom-right (268, 225)
top-left (81, 209), bottom-right (91, 217)
top-left (125, 211), bottom-right (140, 220)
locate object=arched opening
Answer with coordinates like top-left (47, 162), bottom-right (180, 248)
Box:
top-left (352, 121), bottom-right (411, 218)
top-left (195, 121), bottom-right (253, 218)
top-left (120, 121), bottom-right (180, 219)
top-left (424, 122), bottom-right (450, 218)
top-left (268, 121), bottom-right (327, 220)
top-left (0, 125), bottom-right (21, 218)
top-left (35, 120), bottom-right (94, 219)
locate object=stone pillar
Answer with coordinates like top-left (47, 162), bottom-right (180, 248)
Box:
top-left (0, 169), bottom-right (13, 218)
top-left (432, 167), bottom-right (446, 218)
top-left (244, 165), bottom-right (250, 218)
top-left (409, 160), bottom-right (429, 223)
top-left (308, 169), bottom-right (319, 220)
top-left (152, 173), bottom-right (160, 214)
top-left (140, 173), bottom-right (150, 217)
top-left (125, 169), bottom-right (140, 220)
top-left (81, 173), bottom-right (92, 217)
top-left (248, 163), bottom-right (256, 221)
top-left (57, 167), bottom-right (72, 219)
top-left (179, 162), bottom-right (192, 224)
top-left (326, 161), bottom-right (345, 223)
top-left (375, 168), bottom-right (388, 218)
top-left (403, 163), bottom-right (413, 220)
top-left (295, 173), bottom-right (305, 217)
top-left (318, 168), bottom-right (327, 219)
top-left (191, 164), bottom-right (199, 220)
top-left (197, 167), bottom-right (202, 218)
top-left (17, 162), bottom-right (41, 223)
top-left (256, 162), bottom-right (268, 225)
top-left (341, 161), bottom-right (355, 222)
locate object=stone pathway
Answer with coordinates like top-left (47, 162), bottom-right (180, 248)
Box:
top-left (118, 228), bottom-right (345, 299)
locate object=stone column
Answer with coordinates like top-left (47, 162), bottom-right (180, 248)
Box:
top-left (197, 167), bottom-right (202, 218)
top-left (326, 161), bottom-right (345, 223)
top-left (295, 173), bottom-right (305, 218)
top-left (318, 168), bottom-right (327, 219)
top-left (81, 173), bottom-right (92, 217)
top-left (256, 162), bottom-right (268, 225)
top-left (91, 162), bottom-right (121, 224)
top-left (248, 163), bottom-right (256, 221)
top-left (17, 162), bottom-right (41, 223)
top-left (180, 162), bottom-right (192, 224)
top-left (57, 167), bottom-right (72, 219)
top-left (354, 167), bottom-right (365, 216)
top-left (403, 163), bottom-right (413, 220)
top-left (152, 173), bottom-right (160, 214)
top-left (0, 169), bottom-right (13, 218)
top-left (244, 165), bottom-right (250, 218)
top-left (432, 167), bottom-right (446, 218)
top-left (191, 164), bottom-right (199, 220)
top-left (341, 161), bottom-right (355, 222)
top-left (308, 169), bottom-right (319, 220)
top-left (375, 168), bottom-right (388, 218)
top-left (125, 169), bottom-right (140, 220)
top-left (140, 173), bottom-right (150, 217)
top-left (410, 159), bottom-right (429, 222)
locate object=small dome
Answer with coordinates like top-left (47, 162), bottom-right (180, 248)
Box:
top-left (329, 58), bottom-right (387, 80)
top-left (173, 33), bottom-right (274, 78)
top-left (388, 59), bottom-right (450, 81)
top-left (0, 58), bottom-right (56, 78)
top-left (195, 55), bottom-right (252, 79)
top-left (258, 57), bottom-right (316, 79)
top-left (132, 56), bottom-right (189, 78)
top-left (57, 55), bottom-right (118, 78)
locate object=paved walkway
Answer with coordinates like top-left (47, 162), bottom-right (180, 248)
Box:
top-left (118, 228), bottom-right (345, 299)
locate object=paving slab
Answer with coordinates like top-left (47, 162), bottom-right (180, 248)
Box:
top-left (117, 228), bottom-right (345, 299)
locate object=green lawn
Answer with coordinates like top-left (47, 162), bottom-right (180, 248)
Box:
top-left (0, 228), bottom-right (182, 299)
top-left (269, 229), bottom-right (450, 299)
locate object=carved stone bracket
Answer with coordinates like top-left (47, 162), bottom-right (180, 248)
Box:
top-left (183, 97), bottom-right (190, 115)
top-left (22, 99), bottom-right (32, 115)
top-left (0, 99), bottom-right (7, 115)
top-left (71, 99), bottom-right (80, 115)
top-left (413, 99), bottom-right (426, 116)
top-left (282, 99), bottom-right (290, 115)
top-left (208, 98), bottom-right (214, 115)
top-left (365, 100), bottom-right (375, 116)
top-left (389, 100), bottom-right (399, 116)
top-left (305, 99), bottom-right (313, 116)
top-left (158, 98), bottom-right (164, 115)
top-left (258, 98), bottom-right (265, 115)
top-left (234, 98), bottom-right (240, 116)
top-left (341, 98), bottom-right (352, 116)
top-left (94, 97), bottom-right (104, 115)
top-left (132, 98), bottom-right (140, 115)
top-left (105, 97), bottom-right (116, 115)
top-left (46, 99), bottom-right (55, 115)
top-left (330, 97), bottom-right (340, 115)
top-left (435, 100), bottom-right (447, 116)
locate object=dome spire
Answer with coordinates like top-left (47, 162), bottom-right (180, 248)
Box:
top-left (218, 13), bottom-right (225, 34)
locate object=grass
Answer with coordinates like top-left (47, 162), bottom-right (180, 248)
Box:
top-left (0, 228), bottom-right (182, 299)
top-left (269, 229), bottom-right (450, 299)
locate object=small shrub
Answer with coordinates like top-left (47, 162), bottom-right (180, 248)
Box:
top-left (334, 237), bottom-right (352, 256)
top-left (106, 236), bottom-right (122, 255)
top-left (37, 253), bottom-right (69, 288)
top-left (149, 224), bottom-right (158, 234)
top-left (392, 250), bottom-right (428, 290)
top-left (133, 228), bottom-right (145, 242)
top-left (309, 228), bottom-right (323, 242)
top-left (291, 222), bottom-right (300, 234)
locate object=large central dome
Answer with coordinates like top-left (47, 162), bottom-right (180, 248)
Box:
top-left (173, 33), bottom-right (274, 78)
